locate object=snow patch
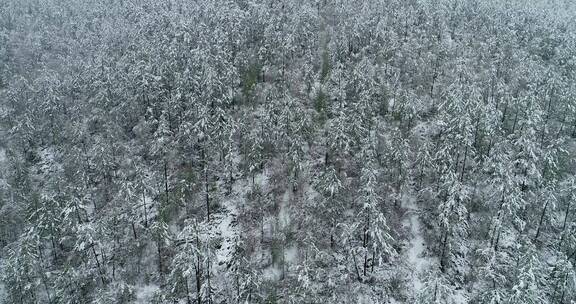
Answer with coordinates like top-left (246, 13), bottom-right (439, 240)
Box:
top-left (401, 194), bottom-right (432, 294)
top-left (254, 168), bottom-right (270, 191)
top-left (279, 190), bottom-right (291, 230)
top-left (452, 289), bottom-right (468, 304)
top-left (134, 284), bottom-right (159, 304)
top-left (284, 245), bottom-right (298, 264)
top-left (263, 265), bottom-right (282, 281)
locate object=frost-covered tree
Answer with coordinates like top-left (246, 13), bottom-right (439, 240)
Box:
top-left (1, 0), bottom-right (576, 303)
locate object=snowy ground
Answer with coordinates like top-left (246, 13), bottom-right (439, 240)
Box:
top-left (134, 284), bottom-right (159, 304)
top-left (401, 194), bottom-right (433, 296)
top-left (401, 193), bottom-right (468, 304)
top-left (214, 184), bottom-right (240, 272)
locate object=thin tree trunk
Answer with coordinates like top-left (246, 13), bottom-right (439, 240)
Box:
top-left (453, 148), bottom-right (461, 174)
top-left (142, 190), bottom-right (148, 228)
top-left (363, 214), bottom-right (370, 276)
top-left (556, 111), bottom-right (567, 140)
top-left (439, 230), bottom-right (449, 273)
top-left (501, 99), bottom-right (509, 124)
top-left (131, 222), bottom-right (138, 240)
top-left (430, 65), bottom-right (437, 98)
top-left (460, 145), bottom-right (468, 182)
top-left (91, 245), bottom-right (106, 285)
top-left (207, 255), bottom-right (212, 304)
top-left (351, 251), bottom-right (362, 282)
top-left (185, 278), bottom-right (192, 304)
top-left (473, 116), bottom-right (481, 151)
top-left (511, 110), bottom-right (519, 133)
top-left (559, 198), bottom-right (572, 247)
top-left (371, 249), bottom-right (376, 272)
top-left (157, 240), bottom-right (163, 277)
top-left (51, 235), bottom-right (58, 263)
top-left (164, 161), bottom-right (169, 207)
top-left (541, 93), bottom-right (553, 147)
top-left (330, 220), bottom-right (335, 250)
top-left (494, 227), bottom-right (501, 252)
top-left (38, 245), bottom-right (53, 303)
top-left (205, 167), bottom-right (210, 221)
top-left (534, 200), bottom-right (549, 242)
top-left (196, 257), bottom-right (202, 304)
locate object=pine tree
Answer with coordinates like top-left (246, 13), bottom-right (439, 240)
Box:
top-left (506, 240), bottom-right (547, 304)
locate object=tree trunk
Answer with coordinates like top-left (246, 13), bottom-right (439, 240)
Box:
top-left (164, 161), bottom-right (169, 207)
top-left (131, 222), bottom-right (138, 240)
top-left (430, 65), bottom-right (437, 98)
top-left (556, 111), bottom-right (567, 140)
top-left (453, 148), bottom-right (461, 174)
top-left (473, 116), bottom-right (481, 151)
top-left (460, 145), bottom-right (468, 182)
top-left (433, 281), bottom-right (439, 302)
top-left (511, 110), bottom-right (519, 133)
top-left (559, 197), bottom-right (572, 247)
top-left (142, 190), bottom-right (148, 228)
top-left (157, 240), bottom-right (163, 278)
top-left (207, 256), bottom-right (212, 304)
top-left (351, 251), bottom-right (362, 282)
top-left (541, 93), bottom-right (553, 147)
top-left (185, 278), bottom-right (192, 304)
top-left (51, 235), bottom-right (58, 263)
top-left (91, 245), bottom-right (107, 285)
top-left (534, 200), bottom-right (549, 242)
top-left (205, 167), bottom-right (210, 221)
top-left (494, 227), bottom-right (501, 252)
top-left (38, 245), bottom-right (53, 304)
top-left (439, 230), bottom-right (449, 273)
top-left (371, 249), bottom-right (376, 273)
top-left (363, 213), bottom-right (370, 276)
top-left (501, 99), bottom-right (509, 124)
top-left (196, 257), bottom-right (202, 304)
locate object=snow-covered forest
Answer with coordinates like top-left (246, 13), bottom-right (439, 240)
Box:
top-left (1, 0), bottom-right (576, 303)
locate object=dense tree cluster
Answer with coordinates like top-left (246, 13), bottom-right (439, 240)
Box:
top-left (1, 0), bottom-right (575, 303)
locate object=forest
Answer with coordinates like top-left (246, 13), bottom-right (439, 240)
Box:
top-left (1, 0), bottom-right (576, 303)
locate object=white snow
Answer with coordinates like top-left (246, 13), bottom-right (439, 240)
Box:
top-left (214, 181), bottom-right (240, 271)
top-left (253, 169), bottom-right (270, 191)
top-left (0, 148), bottom-right (6, 189)
top-left (401, 194), bottom-right (432, 294)
top-left (263, 265), bottom-right (282, 281)
top-left (284, 245), bottom-right (298, 264)
top-left (38, 147), bottom-right (58, 173)
top-left (452, 289), bottom-right (468, 304)
top-left (388, 98), bottom-right (395, 111)
top-left (214, 203), bottom-right (238, 269)
top-left (402, 194), bottom-right (469, 303)
top-left (134, 284), bottom-right (159, 303)
top-left (279, 190), bottom-right (291, 230)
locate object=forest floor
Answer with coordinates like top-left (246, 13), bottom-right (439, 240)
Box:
top-left (401, 193), bottom-right (469, 303)
top-left (401, 194), bottom-right (433, 298)
top-left (214, 179), bottom-right (242, 271)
